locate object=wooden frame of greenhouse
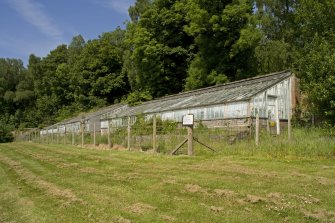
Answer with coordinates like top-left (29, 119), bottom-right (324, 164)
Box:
top-left (101, 70), bottom-right (297, 132)
top-left (35, 70), bottom-right (297, 146)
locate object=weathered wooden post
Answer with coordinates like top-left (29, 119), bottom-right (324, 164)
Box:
top-left (187, 126), bottom-right (193, 156)
top-left (153, 114), bottom-right (157, 152)
top-left (63, 127), bottom-right (65, 144)
top-left (266, 110), bottom-right (270, 134)
top-left (247, 102), bottom-right (253, 139)
top-left (51, 128), bottom-right (54, 144)
top-left (127, 116), bottom-right (131, 151)
top-left (288, 77), bottom-right (292, 141)
top-left (275, 99), bottom-right (280, 135)
top-left (57, 125), bottom-right (60, 144)
top-left (255, 110), bottom-right (259, 146)
top-left (81, 118), bottom-right (85, 148)
top-left (72, 124), bottom-right (75, 145)
top-left (47, 129), bottom-right (50, 144)
top-left (288, 109), bottom-right (292, 141)
top-left (107, 119), bottom-right (112, 149)
top-left (93, 121), bottom-right (97, 146)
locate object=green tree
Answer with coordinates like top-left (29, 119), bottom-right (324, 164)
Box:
top-left (128, 0), bottom-right (153, 23)
top-left (0, 58), bottom-right (29, 141)
top-left (29, 45), bottom-right (69, 125)
top-left (126, 0), bottom-right (194, 98)
top-left (252, 0), bottom-right (297, 74)
top-left (71, 28), bottom-right (129, 108)
top-left (184, 0), bottom-right (256, 90)
top-left (295, 0), bottom-right (335, 124)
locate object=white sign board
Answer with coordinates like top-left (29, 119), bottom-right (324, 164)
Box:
top-left (182, 114), bottom-right (194, 126)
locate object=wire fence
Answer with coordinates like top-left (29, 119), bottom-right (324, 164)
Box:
top-left (20, 115), bottom-right (293, 156)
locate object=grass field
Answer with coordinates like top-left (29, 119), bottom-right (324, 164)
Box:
top-left (0, 139), bottom-right (334, 222)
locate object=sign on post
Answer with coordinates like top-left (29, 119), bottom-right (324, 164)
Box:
top-left (171, 114), bottom-right (216, 155)
top-left (183, 114), bottom-right (194, 156)
top-left (182, 114), bottom-right (194, 126)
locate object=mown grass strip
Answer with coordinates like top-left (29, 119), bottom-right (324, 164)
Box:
top-left (0, 142), bottom-right (334, 222)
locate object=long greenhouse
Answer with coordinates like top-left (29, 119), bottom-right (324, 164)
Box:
top-left (39, 70), bottom-right (297, 139)
top-left (100, 70), bottom-right (297, 132)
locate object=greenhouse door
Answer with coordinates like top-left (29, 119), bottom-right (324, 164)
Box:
top-left (267, 96), bottom-right (276, 121)
top-left (267, 96), bottom-right (280, 135)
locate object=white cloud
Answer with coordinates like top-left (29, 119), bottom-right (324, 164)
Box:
top-left (5, 0), bottom-right (63, 39)
top-left (102, 0), bottom-right (133, 15)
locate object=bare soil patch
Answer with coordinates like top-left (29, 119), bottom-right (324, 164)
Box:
top-left (291, 194), bottom-right (320, 205)
top-left (185, 184), bottom-right (204, 193)
top-left (80, 167), bottom-right (99, 174)
top-left (210, 206), bottom-right (224, 213)
top-left (213, 189), bottom-right (237, 197)
top-left (82, 143), bottom-right (128, 151)
top-left (301, 209), bottom-right (335, 222)
top-left (244, 194), bottom-right (267, 204)
top-left (127, 203), bottom-right (156, 214)
top-left (316, 176), bottom-right (335, 186)
top-left (161, 215), bottom-right (176, 222)
top-left (112, 216), bottom-right (132, 223)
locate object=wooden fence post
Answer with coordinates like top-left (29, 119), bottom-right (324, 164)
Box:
top-left (248, 103), bottom-right (253, 138)
top-left (127, 116), bottom-right (131, 151)
top-left (288, 77), bottom-right (292, 141)
top-left (63, 127), bottom-right (66, 144)
top-left (51, 128), bottom-right (54, 144)
top-left (93, 121), bottom-right (97, 146)
top-left (81, 121), bottom-right (84, 148)
top-left (47, 129), bottom-right (49, 144)
top-left (266, 110), bottom-right (270, 134)
top-left (288, 109), bottom-right (292, 141)
top-left (153, 114), bottom-right (157, 152)
top-left (275, 99), bottom-right (280, 135)
top-left (255, 111), bottom-right (259, 146)
top-left (108, 119), bottom-right (112, 149)
top-left (72, 124), bottom-right (75, 145)
top-left (57, 125), bottom-right (60, 144)
top-left (187, 126), bottom-right (193, 156)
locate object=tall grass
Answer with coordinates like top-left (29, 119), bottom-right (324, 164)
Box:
top-left (212, 128), bottom-right (335, 159)
top-left (34, 124), bottom-right (335, 159)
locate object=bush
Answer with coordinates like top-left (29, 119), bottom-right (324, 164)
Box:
top-left (0, 130), bottom-right (14, 143)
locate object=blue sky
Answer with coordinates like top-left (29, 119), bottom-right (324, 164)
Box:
top-left (0, 0), bottom-right (135, 66)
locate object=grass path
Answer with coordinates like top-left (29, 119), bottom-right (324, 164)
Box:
top-left (0, 142), bottom-right (334, 222)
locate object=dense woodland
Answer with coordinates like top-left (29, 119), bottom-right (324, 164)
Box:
top-left (1, 0), bottom-right (335, 142)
